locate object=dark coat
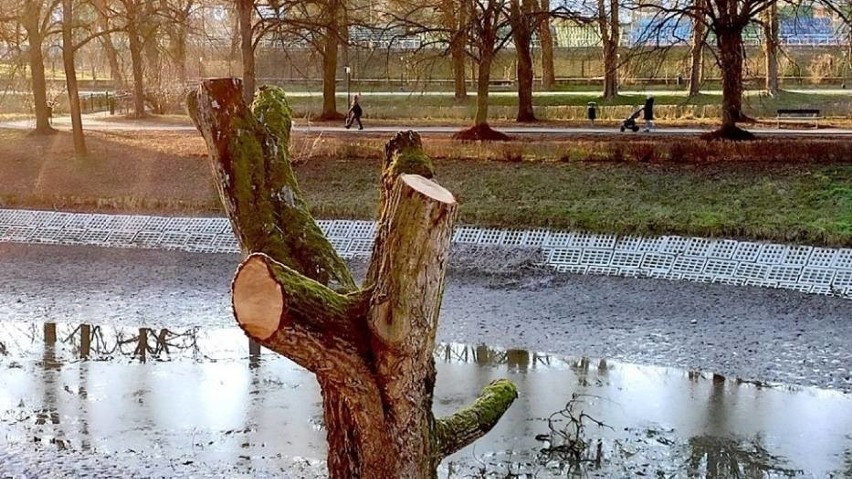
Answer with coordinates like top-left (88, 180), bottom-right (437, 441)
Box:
top-left (643, 97), bottom-right (654, 120)
top-left (350, 102), bottom-right (362, 118)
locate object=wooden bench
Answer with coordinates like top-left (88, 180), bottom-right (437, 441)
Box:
top-left (776, 109), bottom-right (821, 128)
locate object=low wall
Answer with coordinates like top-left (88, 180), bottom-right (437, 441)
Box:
top-left (1, 208), bottom-right (849, 299)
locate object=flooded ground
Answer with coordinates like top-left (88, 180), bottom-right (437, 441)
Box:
top-left (1, 321), bottom-right (850, 478)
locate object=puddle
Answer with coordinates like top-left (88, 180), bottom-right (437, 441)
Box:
top-left (1, 321), bottom-right (851, 477)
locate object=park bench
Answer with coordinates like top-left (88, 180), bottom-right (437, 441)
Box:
top-left (775, 108), bottom-right (821, 128)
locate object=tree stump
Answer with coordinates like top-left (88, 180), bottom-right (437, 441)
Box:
top-left (189, 78), bottom-right (518, 478)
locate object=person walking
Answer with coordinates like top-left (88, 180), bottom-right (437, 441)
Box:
top-left (642, 95), bottom-right (655, 132)
top-left (345, 94), bottom-right (364, 130)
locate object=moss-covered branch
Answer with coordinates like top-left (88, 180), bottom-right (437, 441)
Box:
top-left (189, 78), bottom-right (354, 290)
top-left (367, 130), bottom-right (437, 286)
top-left (433, 379), bottom-right (519, 459)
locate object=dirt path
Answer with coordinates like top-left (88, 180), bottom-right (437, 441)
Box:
top-left (1, 242), bottom-right (850, 393)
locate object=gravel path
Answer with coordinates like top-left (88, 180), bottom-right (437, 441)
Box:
top-left (1, 242), bottom-right (850, 393)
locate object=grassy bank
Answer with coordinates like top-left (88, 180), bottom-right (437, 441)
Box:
top-left (0, 129), bottom-right (849, 246)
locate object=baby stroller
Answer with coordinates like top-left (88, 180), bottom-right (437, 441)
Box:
top-left (620, 106), bottom-right (643, 132)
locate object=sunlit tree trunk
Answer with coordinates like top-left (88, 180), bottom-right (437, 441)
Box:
top-left (447, 0), bottom-right (468, 100)
top-left (763, 1), bottom-right (779, 95)
top-left (538, 0), bottom-right (555, 90)
top-left (21, 1), bottom-right (53, 134)
top-left (598, 0), bottom-right (619, 98)
top-left (143, 0), bottom-right (161, 89)
top-left (717, 25), bottom-right (746, 131)
top-left (188, 79), bottom-right (517, 478)
top-left (689, 0), bottom-right (706, 97)
top-left (238, 0), bottom-right (255, 105)
top-left (474, 50), bottom-right (494, 126)
top-left (472, 0), bottom-right (501, 127)
top-left (126, 2), bottom-right (147, 118)
top-left (320, 0), bottom-right (342, 119)
top-left (510, 0), bottom-right (536, 121)
top-left (62, 0), bottom-right (86, 155)
top-left (93, 0), bottom-right (125, 88)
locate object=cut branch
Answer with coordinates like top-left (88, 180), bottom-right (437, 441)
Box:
top-left (368, 174), bottom-right (456, 345)
top-left (434, 379), bottom-right (519, 459)
top-left (233, 253), bottom-right (370, 352)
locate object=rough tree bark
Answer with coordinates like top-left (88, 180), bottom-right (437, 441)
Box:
top-left (237, 0), bottom-right (255, 105)
top-left (188, 78), bottom-right (518, 478)
top-left (446, 0), bottom-right (468, 101)
top-left (320, 0), bottom-right (343, 120)
top-left (128, 15), bottom-right (147, 118)
top-left (688, 0), bottom-right (706, 97)
top-left (62, 0), bottom-right (86, 155)
top-left (21, 0), bottom-right (53, 134)
top-left (715, 25), bottom-right (752, 137)
top-left (763, 0), bottom-right (779, 96)
top-left (598, 0), bottom-right (619, 99)
top-left (538, 0), bottom-right (556, 90)
top-left (510, 0), bottom-right (537, 122)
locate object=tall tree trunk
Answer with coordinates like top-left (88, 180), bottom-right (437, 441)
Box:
top-left (188, 80), bottom-right (517, 477)
top-left (320, 26), bottom-right (340, 119)
top-left (717, 26), bottom-right (745, 130)
top-left (598, 0), bottom-right (619, 98)
top-left (128, 22), bottom-right (146, 118)
top-left (448, 0), bottom-right (467, 101)
top-left (474, 50), bottom-right (493, 126)
top-left (21, 3), bottom-right (52, 134)
top-left (688, 1), bottom-right (706, 97)
top-left (62, 0), bottom-right (87, 155)
top-left (538, 0), bottom-right (555, 90)
top-left (763, 1), bottom-right (779, 96)
top-left (238, 0), bottom-right (255, 105)
top-left (171, 27), bottom-right (188, 85)
top-left (143, 0), bottom-right (161, 89)
top-left (510, 0), bottom-right (536, 122)
top-left (93, 0), bottom-right (125, 89)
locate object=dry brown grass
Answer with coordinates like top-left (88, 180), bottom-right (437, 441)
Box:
top-left (0, 128), bottom-right (849, 245)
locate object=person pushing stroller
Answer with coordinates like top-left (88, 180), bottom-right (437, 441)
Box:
top-left (619, 94), bottom-right (655, 133)
top-left (641, 94), bottom-right (654, 132)
top-left (345, 94), bottom-right (364, 130)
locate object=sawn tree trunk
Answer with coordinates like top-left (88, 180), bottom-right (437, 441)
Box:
top-left (188, 78), bottom-right (517, 478)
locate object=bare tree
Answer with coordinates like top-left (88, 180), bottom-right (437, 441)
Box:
top-left (61, 0), bottom-right (85, 154)
top-left (444, 0), bottom-right (470, 100)
top-left (253, 0), bottom-right (348, 119)
top-left (509, 0), bottom-right (538, 121)
top-left (538, 0), bottom-right (556, 89)
top-left (762, 0), bottom-right (779, 95)
top-left (454, 0), bottom-right (514, 139)
top-left (633, 0), bottom-right (794, 137)
top-left (237, 0), bottom-right (254, 104)
top-left (598, 0), bottom-right (619, 98)
top-left (688, 0), bottom-right (707, 96)
top-left (188, 79), bottom-right (518, 478)
top-left (13, 0), bottom-right (60, 134)
top-left (92, 0), bottom-right (124, 88)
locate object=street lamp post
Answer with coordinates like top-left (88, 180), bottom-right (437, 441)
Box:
top-left (344, 66), bottom-right (351, 107)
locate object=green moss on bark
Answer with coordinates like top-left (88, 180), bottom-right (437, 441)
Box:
top-left (433, 378), bottom-right (518, 459)
top-left (251, 85), bottom-right (293, 151)
top-left (389, 146), bottom-right (435, 179)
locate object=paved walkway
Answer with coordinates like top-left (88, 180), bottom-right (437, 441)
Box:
top-left (3, 112), bottom-right (851, 137)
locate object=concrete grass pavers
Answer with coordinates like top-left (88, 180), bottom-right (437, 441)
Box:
top-left (1, 208), bottom-right (850, 299)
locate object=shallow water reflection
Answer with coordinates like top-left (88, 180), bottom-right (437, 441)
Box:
top-left (1, 321), bottom-right (850, 477)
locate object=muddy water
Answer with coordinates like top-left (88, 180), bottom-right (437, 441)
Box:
top-left (1, 322), bottom-right (850, 478)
